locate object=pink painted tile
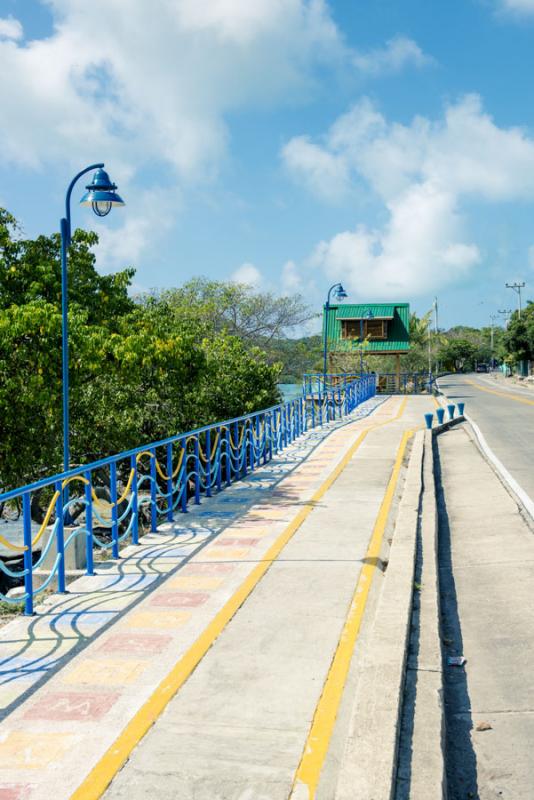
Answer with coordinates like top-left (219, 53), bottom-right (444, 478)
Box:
top-left (23, 691), bottom-right (119, 722)
top-left (216, 538), bottom-right (259, 547)
top-left (0, 787), bottom-right (33, 800)
top-left (98, 632), bottom-right (172, 656)
top-left (150, 592), bottom-right (209, 608)
top-left (180, 563), bottom-right (234, 575)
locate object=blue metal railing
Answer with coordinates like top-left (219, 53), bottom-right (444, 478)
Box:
top-left (303, 373), bottom-right (365, 394)
top-left (0, 375), bottom-right (376, 615)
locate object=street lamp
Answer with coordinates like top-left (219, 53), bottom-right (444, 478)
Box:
top-left (359, 309), bottom-right (373, 375)
top-left (322, 283), bottom-right (348, 389)
top-left (60, 164), bottom-right (125, 473)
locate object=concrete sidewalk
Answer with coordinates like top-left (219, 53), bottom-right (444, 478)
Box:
top-left (436, 424), bottom-right (534, 799)
top-left (0, 394), bottom-right (433, 800)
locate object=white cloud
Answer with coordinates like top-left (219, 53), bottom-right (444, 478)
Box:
top-left (352, 36), bottom-right (432, 76)
top-left (0, 17), bottom-right (23, 40)
top-left (92, 188), bottom-right (178, 271)
top-left (281, 136), bottom-right (350, 202)
top-left (231, 262), bottom-right (263, 287)
top-left (0, 0), bottom-right (344, 177)
top-left (285, 95), bottom-right (534, 297)
top-left (500, 0), bottom-right (534, 14)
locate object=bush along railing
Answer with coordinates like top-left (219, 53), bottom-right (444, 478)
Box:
top-left (0, 375), bottom-right (375, 615)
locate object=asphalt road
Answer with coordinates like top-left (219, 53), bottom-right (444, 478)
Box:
top-left (437, 372), bottom-right (534, 503)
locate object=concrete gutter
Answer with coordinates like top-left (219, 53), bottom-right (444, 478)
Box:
top-left (400, 430), bottom-right (446, 799)
top-left (334, 432), bottom-right (424, 800)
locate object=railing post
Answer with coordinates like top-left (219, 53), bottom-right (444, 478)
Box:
top-left (22, 492), bottom-right (33, 616)
top-left (85, 471), bottom-right (94, 575)
top-left (194, 436), bottom-right (201, 504)
top-left (166, 443), bottom-right (174, 519)
top-left (55, 480), bottom-right (66, 592)
top-left (233, 422), bottom-right (239, 480)
top-left (131, 455), bottom-right (139, 545)
top-left (225, 428), bottom-right (232, 486)
top-left (150, 451), bottom-right (158, 531)
top-left (181, 440), bottom-right (188, 513)
top-left (255, 416), bottom-right (261, 466)
top-left (206, 430), bottom-right (212, 497)
top-left (216, 427), bottom-right (222, 491)
top-left (110, 461), bottom-right (120, 558)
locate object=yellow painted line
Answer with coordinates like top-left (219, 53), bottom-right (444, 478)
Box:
top-left (464, 378), bottom-right (534, 407)
top-left (71, 402), bottom-right (407, 800)
top-left (289, 428), bottom-right (414, 800)
top-left (433, 395), bottom-right (440, 408)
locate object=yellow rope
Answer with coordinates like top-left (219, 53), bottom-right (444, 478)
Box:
top-left (31, 490), bottom-right (61, 547)
top-left (198, 432), bottom-right (221, 462)
top-left (136, 448), bottom-right (185, 481)
top-left (0, 533), bottom-right (27, 553)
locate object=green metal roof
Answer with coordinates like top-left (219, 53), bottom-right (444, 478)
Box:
top-left (334, 303), bottom-right (397, 320)
top-left (323, 302), bottom-right (410, 353)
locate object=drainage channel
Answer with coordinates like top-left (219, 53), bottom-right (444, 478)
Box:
top-left (433, 434), bottom-right (479, 800)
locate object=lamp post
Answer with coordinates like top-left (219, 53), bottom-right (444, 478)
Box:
top-left (60, 164), bottom-right (125, 473)
top-left (359, 309), bottom-right (374, 375)
top-left (322, 283), bottom-right (348, 390)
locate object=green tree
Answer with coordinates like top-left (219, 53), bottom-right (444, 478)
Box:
top-left (0, 209), bottom-right (134, 324)
top-left (503, 303), bottom-right (534, 364)
top-left (438, 338), bottom-right (478, 371)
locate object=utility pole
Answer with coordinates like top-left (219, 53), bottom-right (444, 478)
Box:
top-left (433, 297), bottom-right (439, 375)
top-left (489, 313), bottom-right (498, 368)
top-left (505, 282), bottom-right (525, 318)
top-left (498, 308), bottom-right (513, 326)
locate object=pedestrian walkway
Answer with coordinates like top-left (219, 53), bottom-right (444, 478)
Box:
top-left (436, 425), bottom-right (534, 800)
top-left (0, 395), bottom-right (433, 800)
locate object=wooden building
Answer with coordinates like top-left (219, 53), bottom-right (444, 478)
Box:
top-left (323, 302), bottom-right (411, 388)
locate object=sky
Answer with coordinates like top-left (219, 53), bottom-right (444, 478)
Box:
top-left (1, 0), bottom-right (534, 333)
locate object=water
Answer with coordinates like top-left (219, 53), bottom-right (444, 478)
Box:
top-left (278, 383), bottom-right (302, 402)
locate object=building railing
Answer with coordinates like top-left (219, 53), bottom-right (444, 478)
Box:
top-left (0, 375), bottom-right (376, 615)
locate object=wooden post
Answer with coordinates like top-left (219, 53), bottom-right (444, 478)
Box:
top-left (396, 354), bottom-right (401, 393)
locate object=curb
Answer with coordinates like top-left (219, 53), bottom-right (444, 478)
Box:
top-left (334, 431), bottom-right (424, 800)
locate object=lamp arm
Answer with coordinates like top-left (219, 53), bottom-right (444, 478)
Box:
top-left (64, 162), bottom-right (104, 243)
top-left (326, 282), bottom-right (341, 305)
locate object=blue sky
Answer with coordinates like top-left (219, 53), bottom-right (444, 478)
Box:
top-left (1, 0), bottom-right (534, 332)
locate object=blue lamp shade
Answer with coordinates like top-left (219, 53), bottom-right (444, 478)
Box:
top-left (79, 168), bottom-right (125, 217)
top-left (335, 284), bottom-right (348, 300)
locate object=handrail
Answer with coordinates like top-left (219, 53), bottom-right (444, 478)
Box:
top-left (0, 374), bottom-right (376, 614)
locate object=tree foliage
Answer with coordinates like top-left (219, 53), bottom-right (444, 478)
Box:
top-left (503, 302), bottom-right (534, 363)
top-left (0, 211), bottom-right (282, 492)
top-left (155, 278), bottom-right (315, 344)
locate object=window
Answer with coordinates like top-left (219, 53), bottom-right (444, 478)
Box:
top-left (366, 319), bottom-right (387, 340)
top-left (340, 319), bottom-right (388, 340)
top-left (341, 320), bottom-right (359, 339)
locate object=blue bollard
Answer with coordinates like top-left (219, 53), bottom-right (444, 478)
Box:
top-left (424, 412), bottom-right (433, 429)
top-left (447, 404), bottom-right (455, 420)
top-left (436, 408), bottom-right (445, 425)
top-left (457, 402), bottom-right (465, 416)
